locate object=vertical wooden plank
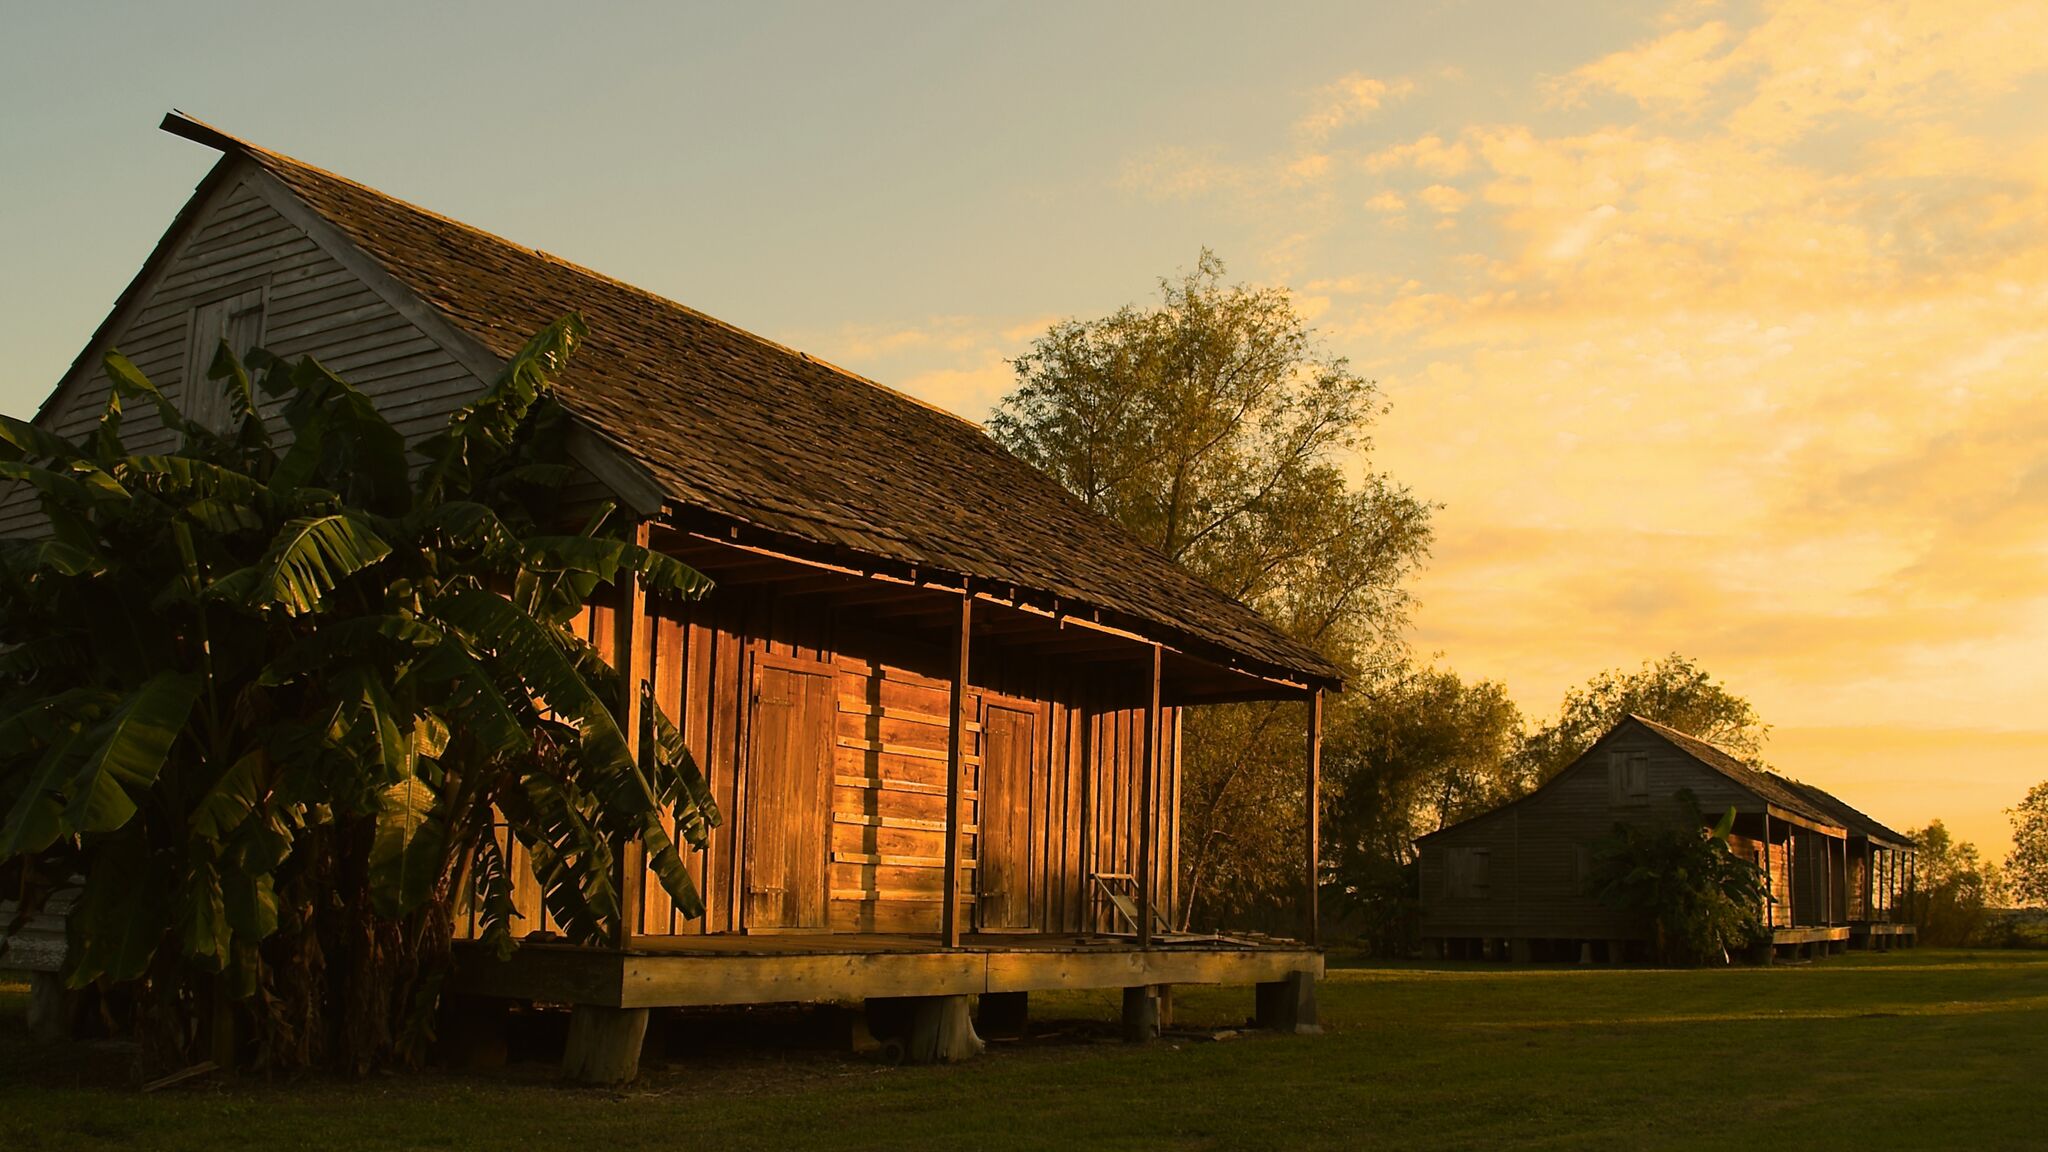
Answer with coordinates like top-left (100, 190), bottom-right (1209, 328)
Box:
top-left (941, 593), bottom-right (973, 947)
top-left (1078, 695), bottom-right (1094, 932)
top-left (611, 521), bottom-right (651, 949)
top-left (1168, 706), bottom-right (1183, 930)
top-left (1305, 688), bottom-right (1323, 947)
top-left (643, 609), bottom-right (685, 935)
top-left (1762, 811), bottom-right (1774, 930)
top-left (713, 613), bottom-right (746, 934)
top-left (1138, 645), bottom-right (1161, 948)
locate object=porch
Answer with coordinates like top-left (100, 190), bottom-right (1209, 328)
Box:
top-left (453, 931), bottom-right (1322, 1009)
top-left (448, 931), bottom-right (1322, 1080)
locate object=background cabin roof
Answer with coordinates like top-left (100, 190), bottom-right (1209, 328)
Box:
top-left (160, 115), bottom-right (1342, 691)
top-left (1416, 714), bottom-right (1838, 843)
top-left (1624, 715), bottom-right (1835, 826)
top-left (1763, 775), bottom-right (1914, 848)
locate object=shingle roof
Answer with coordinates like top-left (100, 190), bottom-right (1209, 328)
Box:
top-left (1765, 775), bottom-right (1914, 847)
top-left (175, 118), bottom-right (1342, 688)
top-left (1626, 715), bottom-right (1837, 827)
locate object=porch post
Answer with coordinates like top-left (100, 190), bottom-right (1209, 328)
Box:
top-left (611, 518), bottom-right (652, 950)
top-left (1761, 810), bottom-right (1773, 930)
top-left (1305, 688), bottom-right (1324, 947)
top-left (941, 590), bottom-right (973, 948)
top-left (1138, 643), bottom-right (1162, 948)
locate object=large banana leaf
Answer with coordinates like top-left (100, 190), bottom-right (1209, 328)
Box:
top-left (191, 749), bottom-right (268, 842)
top-left (231, 513), bottom-right (392, 616)
top-left (178, 856), bottom-right (231, 970)
top-left (370, 768), bottom-right (447, 917)
top-left (61, 672), bottom-right (203, 834)
top-left (66, 831), bottom-right (166, 986)
top-left (524, 535), bottom-right (714, 600)
top-left (0, 412), bottom-right (86, 463)
top-left (429, 587), bottom-right (634, 772)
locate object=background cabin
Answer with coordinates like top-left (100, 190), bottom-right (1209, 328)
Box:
top-left (1, 115), bottom-right (1336, 1070)
top-left (1416, 715), bottom-right (1917, 962)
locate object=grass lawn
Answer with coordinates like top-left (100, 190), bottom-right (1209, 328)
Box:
top-left (4, 949), bottom-right (2045, 1150)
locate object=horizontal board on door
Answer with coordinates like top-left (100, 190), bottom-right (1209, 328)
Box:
top-left (837, 699), bottom-right (983, 733)
top-left (831, 850), bottom-right (975, 869)
top-left (831, 889), bottom-right (977, 904)
top-left (837, 736), bottom-right (981, 765)
top-left (832, 812), bottom-right (979, 834)
top-left (833, 773), bottom-right (975, 799)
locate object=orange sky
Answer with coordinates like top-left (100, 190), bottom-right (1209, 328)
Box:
top-left (785, 2), bottom-right (2048, 859)
top-left (4, 2), bottom-right (2041, 858)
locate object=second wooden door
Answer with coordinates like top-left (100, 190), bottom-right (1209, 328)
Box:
top-left (978, 703), bottom-right (1037, 931)
top-left (743, 660), bottom-right (835, 931)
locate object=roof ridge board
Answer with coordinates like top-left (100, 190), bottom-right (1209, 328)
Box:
top-left (162, 112), bottom-right (984, 434)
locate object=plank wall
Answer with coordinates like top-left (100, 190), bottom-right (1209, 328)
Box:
top-left (0, 164), bottom-right (488, 537)
top-left (459, 586), bottom-right (1184, 942)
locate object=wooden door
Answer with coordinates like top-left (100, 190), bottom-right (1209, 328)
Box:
top-left (743, 658), bottom-right (834, 932)
top-left (978, 703), bottom-right (1038, 931)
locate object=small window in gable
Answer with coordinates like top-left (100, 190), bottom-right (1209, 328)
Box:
top-left (1609, 750), bottom-right (1651, 806)
top-left (1447, 846), bottom-right (1491, 899)
top-left (183, 286), bottom-right (265, 434)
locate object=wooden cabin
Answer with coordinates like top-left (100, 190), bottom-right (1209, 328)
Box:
top-left (1416, 715), bottom-right (1917, 962)
top-left (2, 115), bottom-right (1334, 1073)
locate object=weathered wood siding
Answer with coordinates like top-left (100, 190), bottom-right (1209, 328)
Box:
top-left (1419, 724), bottom-right (1777, 942)
top-left (458, 585), bottom-right (1182, 942)
top-left (0, 163), bottom-right (489, 538)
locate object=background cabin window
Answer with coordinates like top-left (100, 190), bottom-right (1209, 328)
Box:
top-left (1446, 846), bottom-right (1491, 898)
top-left (1571, 844), bottom-right (1592, 890)
top-left (1609, 751), bottom-right (1651, 805)
top-left (183, 287), bottom-right (265, 433)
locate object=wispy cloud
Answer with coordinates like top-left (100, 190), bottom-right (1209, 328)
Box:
top-left (1295, 73), bottom-right (1414, 143)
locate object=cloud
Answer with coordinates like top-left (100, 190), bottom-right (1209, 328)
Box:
top-left (1364, 133), bottom-right (1473, 178)
top-left (1417, 184), bottom-right (1470, 214)
top-left (1553, 1), bottom-right (2048, 144)
top-left (780, 315), bottom-right (1053, 424)
top-left (1365, 191), bottom-right (1407, 213)
top-left (1117, 146), bottom-right (1238, 201)
top-left (1295, 73), bottom-right (1414, 142)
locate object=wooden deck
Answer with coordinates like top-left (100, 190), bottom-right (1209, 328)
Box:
top-left (1771, 925), bottom-right (1852, 945)
top-left (452, 932), bottom-right (1323, 1010)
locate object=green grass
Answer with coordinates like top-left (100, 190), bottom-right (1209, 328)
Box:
top-left (6, 949), bottom-right (2046, 1150)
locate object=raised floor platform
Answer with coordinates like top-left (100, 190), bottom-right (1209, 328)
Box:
top-left (453, 932), bottom-right (1324, 1010)
top-left (1771, 925), bottom-right (1852, 945)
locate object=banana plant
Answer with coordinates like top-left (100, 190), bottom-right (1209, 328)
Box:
top-left (0, 316), bottom-right (718, 1070)
top-left (1585, 789), bottom-right (1769, 965)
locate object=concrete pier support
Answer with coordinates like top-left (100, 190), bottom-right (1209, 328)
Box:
top-left (563, 1005), bottom-right (650, 1085)
top-left (1254, 970), bottom-right (1321, 1034)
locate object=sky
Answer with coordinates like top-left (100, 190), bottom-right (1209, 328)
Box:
top-left (3, 1), bottom-right (2043, 860)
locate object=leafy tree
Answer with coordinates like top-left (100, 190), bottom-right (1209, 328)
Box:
top-left (1586, 790), bottom-right (1767, 965)
top-left (2006, 784), bottom-right (2048, 909)
top-left (1518, 654), bottom-right (1766, 782)
top-left (1322, 667), bottom-right (1523, 953)
top-left (989, 251), bottom-right (1433, 929)
top-left (1904, 820), bottom-right (2007, 945)
top-left (0, 317), bottom-right (718, 1074)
